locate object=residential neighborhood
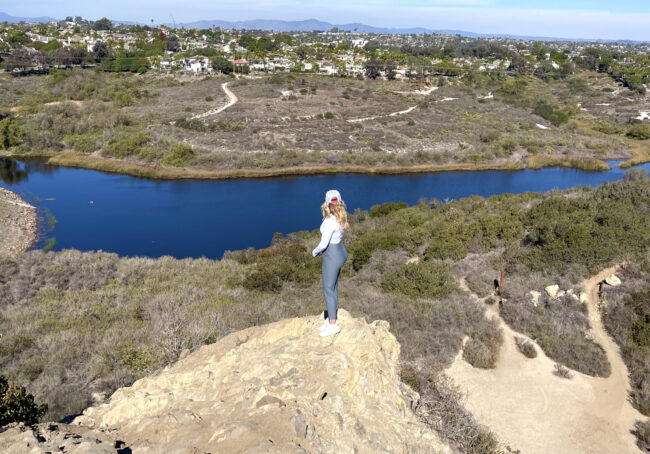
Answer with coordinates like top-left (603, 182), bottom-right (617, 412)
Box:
top-left (0, 15), bottom-right (648, 92)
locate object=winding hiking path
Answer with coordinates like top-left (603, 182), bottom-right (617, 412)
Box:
top-left (347, 105), bottom-right (417, 123)
top-left (192, 82), bottom-right (238, 120)
top-left (446, 267), bottom-right (646, 454)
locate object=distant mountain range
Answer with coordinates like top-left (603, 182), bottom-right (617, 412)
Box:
top-left (1, 12), bottom-right (645, 44)
top-left (0, 11), bottom-right (56, 23)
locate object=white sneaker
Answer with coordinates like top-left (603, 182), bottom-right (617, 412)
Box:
top-left (319, 323), bottom-right (340, 337)
top-left (318, 318), bottom-right (329, 331)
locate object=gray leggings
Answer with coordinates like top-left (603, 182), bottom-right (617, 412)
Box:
top-left (322, 242), bottom-right (347, 321)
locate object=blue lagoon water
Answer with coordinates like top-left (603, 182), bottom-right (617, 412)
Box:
top-left (1, 158), bottom-right (648, 259)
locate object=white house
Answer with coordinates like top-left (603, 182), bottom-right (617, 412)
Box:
top-left (186, 56), bottom-right (212, 73)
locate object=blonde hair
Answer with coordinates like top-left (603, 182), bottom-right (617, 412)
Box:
top-left (321, 200), bottom-right (349, 230)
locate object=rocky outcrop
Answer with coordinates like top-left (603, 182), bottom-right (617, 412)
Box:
top-left (545, 284), bottom-right (560, 298)
top-left (0, 187), bottom-right (37, 259)
top-left (2, 310), bottom-right (447, 454)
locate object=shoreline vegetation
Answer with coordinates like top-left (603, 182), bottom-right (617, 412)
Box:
top-left (3, 150), bottom-right (634, 181)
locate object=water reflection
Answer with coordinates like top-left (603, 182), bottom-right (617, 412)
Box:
top-left (0, 158), bottom-right (28, 185)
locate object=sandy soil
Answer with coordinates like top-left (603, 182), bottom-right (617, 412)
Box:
top-left (447, 267), bottom-right (646, 454)
top-left (0, 187), bottom-right (38, 259)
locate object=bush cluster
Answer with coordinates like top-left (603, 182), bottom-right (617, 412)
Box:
top-left (102, 129), bottom-right (150, 159)
top-left (0, 375), bottom-right (48, 426)
top-left (603, 285), bottom-right (650, 415)
top-left (161, 143), bottom-right (195, 167)
top-left (533, 101), bottom-right (569, 126)
top-left (242, 243), bottom-right (320, 292)
top-left (380, 260), bottom-right (454, 300)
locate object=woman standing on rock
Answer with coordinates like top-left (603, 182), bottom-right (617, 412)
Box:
top-left (312, 189), bottom-right (348, 337)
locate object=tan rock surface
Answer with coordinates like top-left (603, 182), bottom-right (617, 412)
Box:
top-left (51, 309), bottom-right (445, 454)
top-left (0, 187), bottom-right (37, 259)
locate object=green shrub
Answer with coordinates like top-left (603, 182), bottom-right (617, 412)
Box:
top-left (102, 130), bottom-right (149, 158)
top-left (369, 201), bottom-right (408, 218)
top-left (66, 133), bottom-right (100, 153)
top-left (0, 375), bottom-right (48, 426)
top-left (479, 130), bottom-right (500, 143)
top-left (401, 226), bottom-right (429, 255)
top-left (424, 234), bottom-right (468, 261)
top-left (381, 261), bottom-right (453, 300)
top-left (242, 243), bottom-right (320, 292)
top-left (533, 101), bottom-right (569, 126)
top-left (463, 338), bottom-right (496, 368)
top-left (0, 117), bottom-right (25, 149)
top-left (592, 121), bottom-right (625, 135)
top-left (521, 194), bottom-right (649, 274)
top-left (161, 144), bottom-right (195, 167)
top-left (176, 118), bottom-right (207, 132)
top-left (515, 336), bottom-right (538, 358)
top-left (205, 95), bottom-right (213, 102)
top-left (633, 420), bottom-right (650, 452)
top-left (500, 136), bottom-right (518, 153)
top-left (323, 111), bottom-right (335, 120)
top-left (627, 124), bottom-right (650, 140)
top-left (603, 287), bottom-right (650, 415)
top-left (349, 230), bottom-right (403, 271)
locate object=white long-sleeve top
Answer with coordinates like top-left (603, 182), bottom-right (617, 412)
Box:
top-left (312, 216), bottom-right (344, 256)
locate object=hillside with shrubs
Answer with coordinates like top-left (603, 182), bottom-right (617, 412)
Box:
top-left (0, 169), bottom-right (648, 452)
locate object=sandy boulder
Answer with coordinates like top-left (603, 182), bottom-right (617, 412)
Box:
top-left (35, 309), bottom-right (446, 454)
top-left (605, 274), bottom-right (621, 286)
top-left (545, 284), bottom-right (560, 298)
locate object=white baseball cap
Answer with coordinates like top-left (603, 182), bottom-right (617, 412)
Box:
top-left (325, 189), bottom-right (342, 204)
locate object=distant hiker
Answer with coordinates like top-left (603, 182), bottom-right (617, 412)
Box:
top-left (312, 189), bottom-right (349, 337)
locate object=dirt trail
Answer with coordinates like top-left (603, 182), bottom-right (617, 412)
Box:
top-left (447, 268), bottom-right (646, 454)
top-left (347, 105), bottom-right (417, 123)
top-left (192, 82), bottom-right (238, 119)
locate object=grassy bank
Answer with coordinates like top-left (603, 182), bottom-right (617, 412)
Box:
top-left (619, 140), bottom-right (650, 169)
top-left (6, 150), bottom-right (625, 181)
top-left (525, 155), bottom-right (611, 171)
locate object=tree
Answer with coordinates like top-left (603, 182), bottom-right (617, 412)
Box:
top-left (0, 376), bottom-right (48, 426)
top-left (92, 17), bottom-right (113, 31)
top-left (364, 40), bottom-right (379, 52)
top-left (365, 58), bottom-right (383, 79)
top-left (508, 53), bottom-right (529, 75)
top-left (211, 55), bottom-right (233, 74)
top-left (6, 31), bottom-right (30, 46)
top-left (0, 117), bottom-right (25, 148)
top-left (166, 35), bottom-right (180, 52)
top-left (385, 58), bottom-right (397, 80)
top-left (92, 41), bottom-right (109, 61)
top-left (3, 49), bottom-right (32, 72)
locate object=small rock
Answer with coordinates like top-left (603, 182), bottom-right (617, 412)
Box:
top-left (580, 292), bottom-right (588, 303)
top-left (529, 291), bottom-right (541, 307)
top-left (179, 349), bottom-right (191, 360)
top-left (545, 285), bottom-right (560, 298)
top-left (605, 274), bottom-right (621, 286)
top-left (290, 413), bottom-right (308, 438)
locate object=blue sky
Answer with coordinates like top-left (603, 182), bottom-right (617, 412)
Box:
top-left (6, 1), bottom-right (650, 40)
